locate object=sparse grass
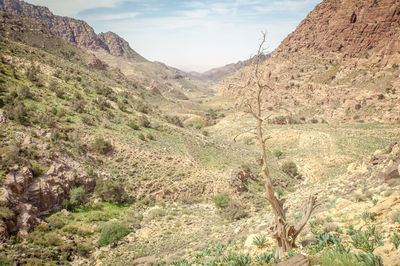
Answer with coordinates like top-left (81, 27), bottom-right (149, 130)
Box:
top-left (98, 222), bottom-right (130, 247)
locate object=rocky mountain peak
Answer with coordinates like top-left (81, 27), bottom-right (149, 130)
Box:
top-left (0, 0), bottom-right (145, 60)
top-left (98, 31), bottom-right (145, 60)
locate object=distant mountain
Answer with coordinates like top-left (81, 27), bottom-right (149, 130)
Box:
top-left (0, 0), bottom-right (145, 60)
top-left (201, 54), bottom-right (269, 82)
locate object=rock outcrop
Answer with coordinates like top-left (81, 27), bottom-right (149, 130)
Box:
top-left (0, 0), bottom-right (145, 60)
top-left (274, 0), bottom-right (400, 65)
top-left (221, 0), bottom-right (400, 123)
top-left (0, 159), bottom-right (96, 239)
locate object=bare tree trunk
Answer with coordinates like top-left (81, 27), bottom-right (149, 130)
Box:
top-left (255, 103), bottom-right (318, 259)
top-left (230, 32), bottom-right (319, 259)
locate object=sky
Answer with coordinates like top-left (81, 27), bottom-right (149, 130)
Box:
top-left (24, 0), bottom-right (321, 72)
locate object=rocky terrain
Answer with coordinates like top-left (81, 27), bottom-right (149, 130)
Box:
top-left (0, 0), bottom-right (399, 265)
top-left (0, 0), bottom-right (143, 59)
top-left (221, 0), bottom-right (400, 123)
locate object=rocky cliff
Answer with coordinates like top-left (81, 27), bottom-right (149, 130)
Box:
top-left (274, 0), bottom-right (400, 65)
top-left (0, 0), bottom-right (144, 60)
top-left (221, 0), bottom-right (400, 123)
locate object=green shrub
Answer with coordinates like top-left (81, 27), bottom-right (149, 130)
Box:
top-left (18, 86), bottom-right (33, 100)
top-left (281, 161), bottom-right (299, 178)
top-left (253, 235), bottom-right (267, 248)
top-left (31, 161), bottom-right (46, 178)
top-left (311, 118), bottom-right (319, 124)
top-left (219, 201), bottom-right (248, 221)
top-left (98, 222), bottom-right (130, 247)
top-left (139, 115), bottom-right (151, 128)
top-left (1, 142), bottom-right (20, 167)
top-left (77, 240), bottom-right (93, 256)
top-left (135, 101), bottom-right (150, 114)
top-left (81, 115), bottom-right (95, 126)
top-left (85, 211), bottom-right (110, 222)
top-left (273, 150), bottom-right (283, 159)
top-left (46, 213), bottom-right (70, 229)
top-left (69, 187), bottom-right (88, 208)
top-left (138, 133), bottom-right (146, 141)
top-left (0, 205), bottom-right (14, 219)
top-left (360, 211), bottom-right (375, 221)
top-left (213, 193), bottom-right (231, 209)
top-left (391, 232), bottom-right (400, 249)
top-left (146, 133), bottom-right (155, 140)
top-left (128, 120), bottom-right (140, 130)
top-left (91, 138), bottom-right (112, 154)
top-left (7, 102), bottom-right (28, 124)
top-left (94, 178), bottom-right (129, 204)
top-left (165, 115), bottom-right (183, 127)
top-left (319, 249), bottom-right (362, 266)
top-left (351, 226), bottom-right (383, 252)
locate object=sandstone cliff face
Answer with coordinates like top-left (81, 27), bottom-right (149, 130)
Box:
top-left (221, 0), bottom-right (400, 123)
top-left (0, 0), bottom-right (144, 60)
top-left (274, 0), bottom-right (400, 65)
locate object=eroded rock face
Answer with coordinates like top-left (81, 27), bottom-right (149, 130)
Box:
top-left (0, 0), bottom-right (144, 59)
top-left (0, 159), bottom-right (96, 241)
top-left (274, 0), bottom-right (400, 65)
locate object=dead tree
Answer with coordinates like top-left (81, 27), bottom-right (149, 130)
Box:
top-left (228, 32), bottom-right (319, 258)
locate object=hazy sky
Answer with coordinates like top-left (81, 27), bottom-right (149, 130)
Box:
top-left (24, 0), bottom-right (321, 72)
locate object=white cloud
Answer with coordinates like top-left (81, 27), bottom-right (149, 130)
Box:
top-left (85, 12), bottom-right (140, 21)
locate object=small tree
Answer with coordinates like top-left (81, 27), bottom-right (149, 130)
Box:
top-left (228, 32), bottom-right (319, 258)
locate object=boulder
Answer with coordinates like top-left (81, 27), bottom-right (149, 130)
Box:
top-left (379, 162), bottom-right (400, 181)
top-left (132, 255), bottom-right (157, 265)
top-left (276, 254), bottom-right (310, 266)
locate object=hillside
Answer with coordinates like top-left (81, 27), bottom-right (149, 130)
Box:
top-left (0, 0), bottom-right (400, 265)
top-left (200, 54), bottom-right (269, 82)
top-left (0, 0), bottom-right (213, 100)
top-left (221, 0), bottom-right (400, 123)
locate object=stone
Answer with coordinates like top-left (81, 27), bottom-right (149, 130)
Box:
top-left (370, 192), bottom-right (400, 216)
top-left (335, 198), bottom-right (353, 210)
top-left (301, 239), bottom-right (317, 247)
top-left (379, 162), bottom-right (400, 181)
top-left (0, 109), bottom-right (6, 125)
top-left (276, 254), bottom-right (310, 266)
top-left (132, 255), bottom-right (157, 265)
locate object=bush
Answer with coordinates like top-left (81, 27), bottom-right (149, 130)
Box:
top-left (273, 150), bottom-right (283, 159)
top-left (165, 115), bottom-right (184, 127)
top-left (0, 205), bottom-right (14, 219)
top-left (98, 222), bottom-right (130, 247)
top-left (46, 213), bottom-right (70, 229)
top-left (81, 114), bottom-right (94, 126)
top-left (146, 133), bottom-right (155, 140)
top-left (77, 240), bottom-right (93, 256)
top-left (72, 99), bottom-right (86, 113)
top-left (138, 133), bottom-right (146, 141)
top-left (281, 161), bottom-right (299, 178)
top-left (7, 102), bottom-right (28, 124)
top-left (139, 115), bottom-right (151, 128)
top-left (69, 187), bottom-right (88, 208)
top-left (351, 226), bottom-right (383, 252)
top-left (127, 120), bottom-right (140, 130)
top-left (311, 118), bottom-right (319, 124)
top-left (1, 142), bottom-right (20, 167)
top-left (391, 233), bottom-right (400, 249)
top-left (94, 178), bottom-right (129, 204)
top-left (253, 235), bottom-right (267, 248)
top-left (91, 138), bottom-right (112, 154)
top-left (31, 161), bottom-right (46, 178)
top-left (18, 86), bottom-right (33, 100)
top-left (135, 101), bottom-right (150, 114)
top-left (219, 201), bottom-right (248, 221)
top-left (213, 193), bottom-right (231, 209)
